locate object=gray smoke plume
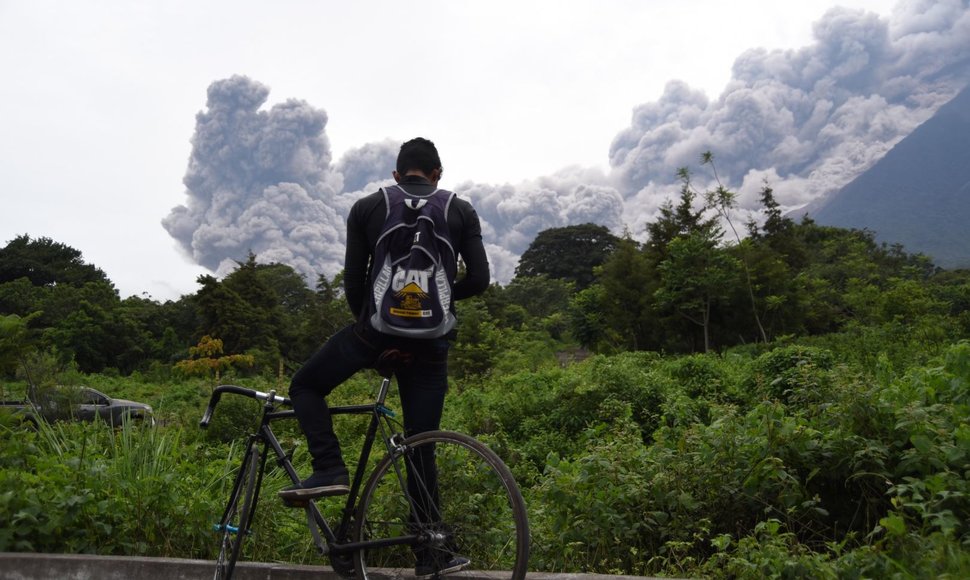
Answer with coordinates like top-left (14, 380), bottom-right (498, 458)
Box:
top-left (163, 75), bottom-right (367, 283)
top-left (334, 139), bottom-right (399, 194)
top-left (164, 76), bottom-right (623, 286)
top-left (457, 167), bottom-right (625, 282)
top-left (165, 1), bottom-right (969, 288)
top-left (609, 0), bottom-right (970, 232)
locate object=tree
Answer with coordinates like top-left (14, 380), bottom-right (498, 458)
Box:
top-left (732, 181), bottom-right (814, 340)
top-left (644, 173), bottom-right (718, 264)
top-left (116, 295), bottom-right (192, 367)
top-left (39, 285), bottom-right (141, 373)
top-left (450, 297), bottom-right (499, 379)
top-left (655, 232), bottom-right (739, 352)
top-left (316, 271), bottom-right (344, 303)
top-left (251, 262), bottom-right (315, 313)
top-left (190, 256), bottom-right (360, 369)
top-left (0, 313), bottom-right (39, 379)
top-left (174, 335), bottom-right (254, 382)
top-left (568, 284), bottom-right (614, 351)
top-left (502, 275), bottom-right (575, 323)
top-left (596, 236), bottom-right (657, 350)
top-left (20, 278), bottom-right (156, 374)
top-left (514, 224), bottom-right (620, 290)
top-left (0, 235), bottom-right (109, 287)
top-left (222, 256), bottom-right (309, 360)
top-left (288, 271), bottom-right (354, 363)
top-left (192, 253), bottom-right (286, 359)
top-left (699, 153), bottom-right (768, 343)
top-left (636, 169), bottom-right (739, 352)
top-left (0, 277), bottom-right (44, 316)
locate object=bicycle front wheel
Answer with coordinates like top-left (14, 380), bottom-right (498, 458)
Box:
top-left (353, 430), bottom-right (529, 580)
top-left (214, 443), bottom-right (261, 580)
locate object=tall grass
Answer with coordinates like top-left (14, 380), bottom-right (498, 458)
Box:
top-left (3, 341), bottom-right (970, 577)
top-left (0, 417), bottom-right (223, 556)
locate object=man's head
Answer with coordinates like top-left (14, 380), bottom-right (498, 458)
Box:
top-left (394, 137), bottom-right (443, 184)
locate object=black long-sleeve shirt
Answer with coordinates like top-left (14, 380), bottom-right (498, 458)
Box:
top-left (344, 175), bottom-right (490, 319)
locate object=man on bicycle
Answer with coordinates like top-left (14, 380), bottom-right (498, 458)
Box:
top-left (280, 137), bottom-right (489, 576)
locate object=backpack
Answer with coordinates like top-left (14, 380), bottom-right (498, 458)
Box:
top-left (368, 184), bottom-right (458, 338)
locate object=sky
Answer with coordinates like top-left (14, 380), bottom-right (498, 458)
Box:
top-left (2, 0), bottom-right (967, 302)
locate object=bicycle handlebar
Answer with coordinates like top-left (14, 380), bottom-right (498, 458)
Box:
top-left (199, 384), bottom-right (291, 429)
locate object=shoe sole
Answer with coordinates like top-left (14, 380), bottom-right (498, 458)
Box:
top-left (278, 484), bottom-right (350, 501)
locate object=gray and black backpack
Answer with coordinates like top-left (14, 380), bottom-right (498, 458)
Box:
top-left (368, 184), bottom-right (457, 338)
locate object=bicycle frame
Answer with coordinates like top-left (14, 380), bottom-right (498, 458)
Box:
top-left (205, 374), bottom-right (531, 580)
top-left (203, 375), bottom-right (421, 558)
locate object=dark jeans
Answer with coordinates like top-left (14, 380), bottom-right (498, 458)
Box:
top-left (289, 323), bottom-right (450, 473)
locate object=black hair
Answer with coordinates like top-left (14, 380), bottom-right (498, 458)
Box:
top-left (396, 137), bottom-right (442, 176)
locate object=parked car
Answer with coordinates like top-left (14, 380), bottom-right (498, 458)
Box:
top-left (0, 385), bottom-right (154, 427)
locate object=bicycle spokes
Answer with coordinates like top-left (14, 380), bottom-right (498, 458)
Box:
top-left (354, 431), bottom-right (529, 579)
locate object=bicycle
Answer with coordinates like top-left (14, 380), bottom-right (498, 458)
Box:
top-left (200, 350), bottom-right (530, 580)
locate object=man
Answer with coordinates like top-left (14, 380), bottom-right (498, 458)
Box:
top-left (280, 137), bottom-right (489, 574)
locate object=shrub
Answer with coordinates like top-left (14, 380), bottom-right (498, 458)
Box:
top-left (203, 394), bottom-right (262, 443)
top-left (532, 411), bottom-right (655, 574)
top-left (747, 345), bottom-right (835, 404)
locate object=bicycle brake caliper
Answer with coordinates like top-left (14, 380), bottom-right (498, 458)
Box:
top-left (388, 433), bottom-right (408, 454)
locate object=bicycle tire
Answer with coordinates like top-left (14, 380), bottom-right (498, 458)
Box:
top-left (214, 444), bottom-right (261, 580)
top-left (353, 430), bottom-right (529, 579)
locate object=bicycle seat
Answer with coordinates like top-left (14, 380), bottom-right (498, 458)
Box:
top-left (376, 349), bottom-right (414, 378)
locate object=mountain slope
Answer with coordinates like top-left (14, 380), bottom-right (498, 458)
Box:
top-left (811, 85), bottom-right (970, 269)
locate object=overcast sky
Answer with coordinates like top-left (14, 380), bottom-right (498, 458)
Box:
top-left (1, 0), bottom-right (956, 301)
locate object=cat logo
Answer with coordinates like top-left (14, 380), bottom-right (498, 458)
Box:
top-left (391, 268), bottom-right (431, 293)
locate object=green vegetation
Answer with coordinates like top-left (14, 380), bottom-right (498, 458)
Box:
top-left (3, 163), bottom-right (970, 576)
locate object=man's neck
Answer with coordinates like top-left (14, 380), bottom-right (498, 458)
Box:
top-left (401, 174), bottom-right (431, 182)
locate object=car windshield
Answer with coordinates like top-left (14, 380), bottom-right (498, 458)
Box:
top-left (79, 389), bottom-right (108, 405)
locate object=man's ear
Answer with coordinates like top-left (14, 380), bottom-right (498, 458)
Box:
top-left (392, 170), bottom-right (402, 183)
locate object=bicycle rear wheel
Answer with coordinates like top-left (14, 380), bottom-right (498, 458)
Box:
top-left (214, 444), bottom-right (261, 580)
top-left (353, 430), bottom-right (529, 579)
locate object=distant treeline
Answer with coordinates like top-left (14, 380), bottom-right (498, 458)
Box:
top-left (2, 170), bottom-right (970, 382)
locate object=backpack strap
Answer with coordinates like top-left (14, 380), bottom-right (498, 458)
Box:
top-left (377, 185), bottom-right (456, 256)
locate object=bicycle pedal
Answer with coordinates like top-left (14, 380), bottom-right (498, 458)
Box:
top-left (281, 496), bottom-right (310, 509)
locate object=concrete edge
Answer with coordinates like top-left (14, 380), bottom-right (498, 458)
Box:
top-left (0, 552), bottom-right (665, 580)
top-left (2, 553), bottom-right (330, 580)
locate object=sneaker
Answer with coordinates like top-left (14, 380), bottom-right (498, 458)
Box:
top-left (415, 555), bottom-right (470, 579)
top-left (278, 466), bottom-right (350, 502)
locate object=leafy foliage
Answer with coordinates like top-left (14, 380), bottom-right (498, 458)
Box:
top-left (174, 336), bottom-right (255, 381)
top-left (0, 418), bottom-right (220, 556)
top-left (0, 234), bottom-right (110, 288)
top-left (2, 166), bottom-right (970, 576)
top-left (514, 223), bottom-right (620, 290)
top-left (2, 334), bottom-right (970, 577)
top-left (0, 313), bottom-right (38, 376)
